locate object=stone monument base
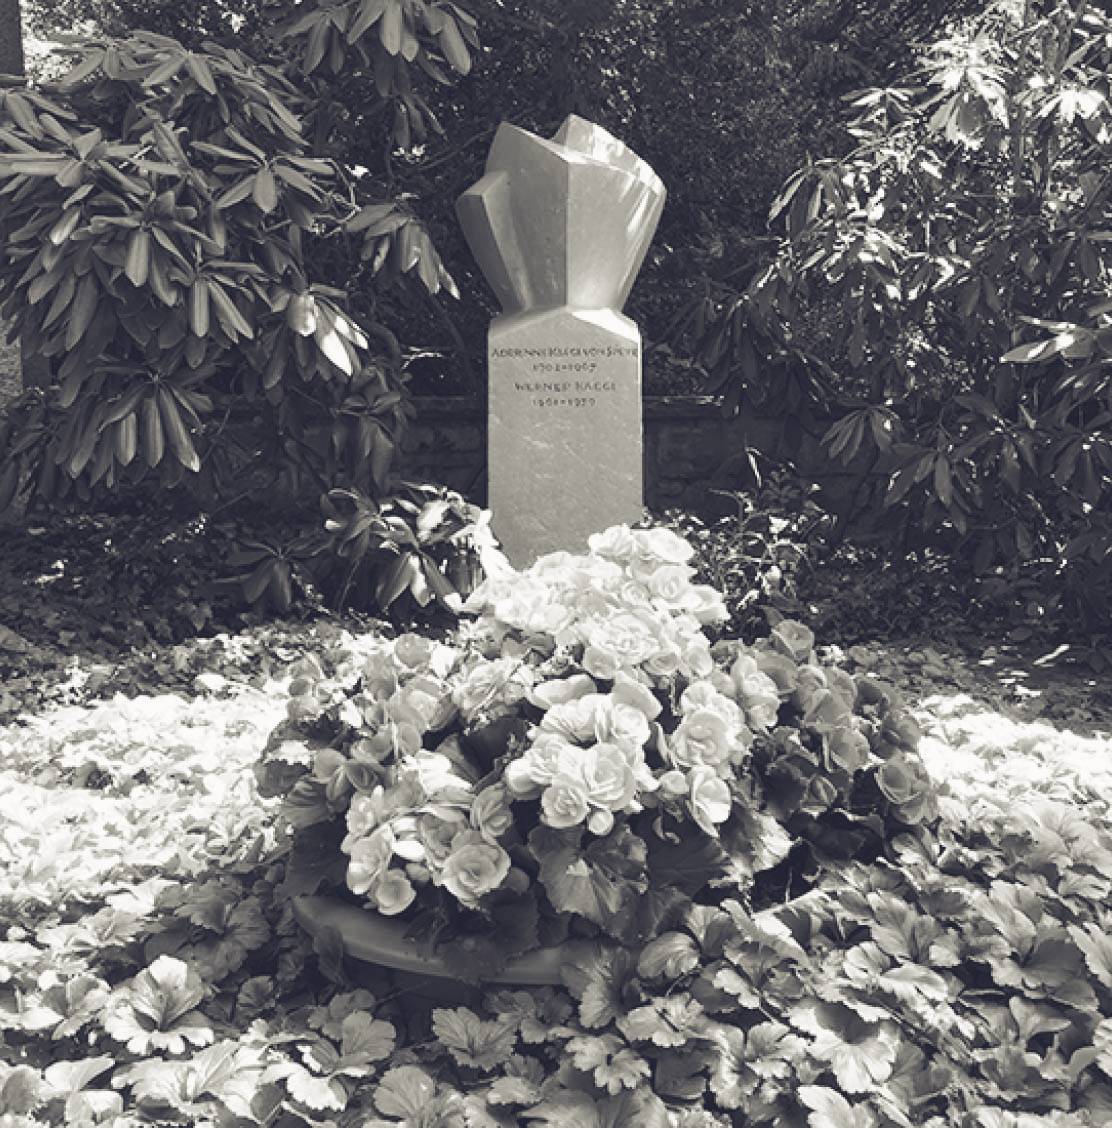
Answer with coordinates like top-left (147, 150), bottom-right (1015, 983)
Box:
top-left (488, 307), bottom-right (642, 567)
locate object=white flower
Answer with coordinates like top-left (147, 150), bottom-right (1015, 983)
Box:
top-left (471, 785), bottom-right (514, 840)
top-left (452, 657), bottom-right (533, 719)
top-left (373, 870), bottom-right (417, 915)
top-left (658, 769), bottom-right (688, 798)
top-left (633, 527), bottom-right (695, 566)
top-left (593, 696), bottom-right (651, 749)
top-left (504, 733), bottom-right (573, 798)
top-left (679, 683), bottom-right (742, 726)
top-left (685, 584), bottom-right (729, 626)
top-left (540, 694), bottom-right (600, 743)
top-left (646, 565), bottom-right (695, 607)
top-left (440, 836), bottom-right (512, 905)
top-left (611, 670), bottom-right (663, 721)
top-left (668, 709), bottom-right (738, 771)
top-left (528, 673), bottom-right (597, 710)
top-left (345, 790), bottom-right (385, 840)
top-left (346, 828), bottom-right (396, 896)
top-left (588, 525), bottom-right (638, 561)
top-left (687, 767), bottom-right (732, 836)
top-left (408, 751), bottom-right (474, 801)
top-left (572, 743), bottom-right (639, 812)
top-left (730, 655), bottom-right (781, 730)
top-left (418, 810), bottom-right (469, 865)
top-left (540, 778), bottom-right (592, 829)
top-left (583, 611), bottom-right (661, 671)
top-left (396, 674), bottom-right (456, 730)
top-left (582, 644), bottom-right (619, 680)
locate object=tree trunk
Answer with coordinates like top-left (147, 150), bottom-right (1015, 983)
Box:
top-left (0, 0), bottom-right (51, 390)
top-left (0, 0), bottom-right (25, 78)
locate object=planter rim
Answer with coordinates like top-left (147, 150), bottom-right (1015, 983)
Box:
top-left (293, 890), bottom-right (825, 986)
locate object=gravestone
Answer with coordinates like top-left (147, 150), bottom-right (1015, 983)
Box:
top-left (457, 115), bottom-right (665, 567)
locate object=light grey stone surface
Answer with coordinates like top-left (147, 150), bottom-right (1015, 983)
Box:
top-left (488, 307), bottom-right (642, 566)
top-left (457, 116), bottom-right (665, 566)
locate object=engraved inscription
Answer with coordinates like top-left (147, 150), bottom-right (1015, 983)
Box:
top-left (498, 342), bottom-right (636, 407)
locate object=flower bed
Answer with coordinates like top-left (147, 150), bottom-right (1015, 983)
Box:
top-left (258, 526), bottom-right (935, 982)
top-left (1, 536), bottom-right (1110, 1125)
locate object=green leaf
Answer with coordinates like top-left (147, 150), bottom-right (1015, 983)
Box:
top-left (1068, 923), bottom-right (1112, 989)
top-left (375, 552), bottom-right (418, 609)
top-left (798, 1085), bottom-right (874, 1128)
top-left (438, 17), bottom-right (471, 74)
top-left (124, 227), bottom-right (151, 287)
top-left (431, 1008), bottom-right (517, 1071)
top-left (214, 177), bottom-right (255, 210)
top-left (531, 825), bottom-right (648, 939)
top-left (374, 1066), bottom-right (438, 1119)
top-left (129, 956), bottom-right (205, 1026)
top-left (279, 821), bottom-right (348, 898)
top-left (595, 1089), bottom-right (670, 1128)
top-left (208, 282), bottom-right (254, 340)
top-left (185, 53), bottom-right (217, 95)
top-left (252, 167), bottom-right (278, 214)
top-left (380, 0), bottom-right (404, 54)
top-left (43, 1056), bottom-right (115, 1097)
top-left (1002, 338), bottom-right (1059, 364)
top-left (350, 0), bottom-right (388, 42)
top-left (645, 832), bottom-right (728, 895)
top-left (560, 943), bottom-right (639, 1028)
top-left (65, 274), bottom-right (98, 350)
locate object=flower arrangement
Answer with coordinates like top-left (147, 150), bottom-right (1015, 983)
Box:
top-left (258, 526), bottom-right (935, 979)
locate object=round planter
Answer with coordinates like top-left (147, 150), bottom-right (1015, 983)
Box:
top-left (292, 895), bottom-right (567, 985)
top-left (292, 889), bottom-right (826, 988)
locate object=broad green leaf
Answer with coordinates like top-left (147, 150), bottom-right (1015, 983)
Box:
top-left (531, 825), bottom-right (648, 939)
top-left (126, 956), bottom-right (205, 1026)
top-left (374, 1066), bottom-right (438, 1119)
top-left (799, 1085), bottom-right (874, 1128)
top-left (65, 274), bottom-right (98, 351)
top-left (253, 167), bottom-right (278, 214)
top-left (431, 1008), bottom-right (516, 1071)
top-left (124, 228), bottom-right (151, 287)
top-left (438, 17), bottom-right (471, 74)
top-left (350, 0), bottom-right (389, 42)
top-left (1068, 923), bottom-right (1112, 989)
top-left (380, 0), bottom-right (404, 54)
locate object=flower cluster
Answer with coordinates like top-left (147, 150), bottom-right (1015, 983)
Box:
top-left (262, 526), bottom-right (936, 947)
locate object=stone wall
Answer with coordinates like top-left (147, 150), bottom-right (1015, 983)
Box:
top-left (401, 395), bottom-right (887, 521)
top-left (0, 382), bottom-right (888, 525)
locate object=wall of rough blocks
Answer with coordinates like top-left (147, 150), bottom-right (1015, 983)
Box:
top-left (401, 396), bottom-right (887, 521)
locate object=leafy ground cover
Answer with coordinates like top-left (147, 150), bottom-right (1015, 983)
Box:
top-left (1, 527), bottom-right (1111, 1125)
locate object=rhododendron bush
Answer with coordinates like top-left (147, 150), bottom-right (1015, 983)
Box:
top-left (256, 526), bottom-right (934, 978)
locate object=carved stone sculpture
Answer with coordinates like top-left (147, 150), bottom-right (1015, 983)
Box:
top-left (457, 115), bottom-right (665, 566)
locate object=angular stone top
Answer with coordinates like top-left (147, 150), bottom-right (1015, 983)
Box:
top-left (456, 115), bottom-right (666, 314)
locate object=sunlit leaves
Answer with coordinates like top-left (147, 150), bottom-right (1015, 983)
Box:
top-left (560, 945), bottom-right (639, 1030)
top-left (799, 1084), bottom-right (876, 1128)
top-left (616, 995), bottom-right (704, 1049)
top-left (431, 1007), bottom-right (515, 1071)
top-left (0, 22), bottom-right (425, 513)
top-left (636, 931), bottom-right (701, 980)
top-left (101, 955), bottom-right (214, 1055)
top-left (372, 1064), bottom-right (443, 1121)
top-left (792, 1000), bottom-right (898, 1093)
top-left (699, 0), bottom-right (1112, 581)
